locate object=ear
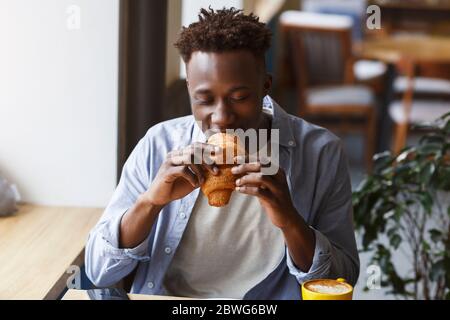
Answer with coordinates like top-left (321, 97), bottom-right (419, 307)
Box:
top-left (263, 73), bottom-right (272, 96)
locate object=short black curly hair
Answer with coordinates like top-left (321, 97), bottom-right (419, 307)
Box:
top-left (175, 7), bottom-right (272, 63)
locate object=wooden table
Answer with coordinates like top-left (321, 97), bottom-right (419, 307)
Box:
top-left (0, 204), bottom-right (103, 299)
top-left (367, 1), bottom-right (450, 37)
top-left (62, 289), bottom-right (194, 300)
top-left (357, 35), bottom-right (450, 64)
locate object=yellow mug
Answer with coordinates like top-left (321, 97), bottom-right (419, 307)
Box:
top-left (301, 278), bottom-right (353, 300)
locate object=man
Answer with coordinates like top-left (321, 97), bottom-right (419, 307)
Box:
top-left (85, 7), bottom-right (359, 299)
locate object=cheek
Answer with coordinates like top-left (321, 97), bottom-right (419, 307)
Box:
top-left (191, 106), bottom-right (211, 127)
top-left (237, 99), bottom-right (262, 118)
top-left (232, 107), bottom-right (262, 129)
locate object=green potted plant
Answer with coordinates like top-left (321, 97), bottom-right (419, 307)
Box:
top-left (352, 112), bottom-right (450, 300)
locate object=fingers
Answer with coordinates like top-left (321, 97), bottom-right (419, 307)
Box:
top-left (168, 143), bottom-right (220, 176)
top-left (166, 165), bottom-right (199, 188)
top-left (231, 162), bottom-right (261, 175)
top-left (234, 154), bottom-right (271, 166)
top-left (200, 156), bottom-right (220, 176)
top-left (235, 172), bottom-right (276, 192)
top-left (235, 185), bottom-right (271, 199)
top-left (232, 159), bottom-right (284, 181)
top-left (167, 154), bottom-right (206, 185)
top-left (191, 143), bottom-right (221, 174)
top-left (187, 164), bottom-right (205, 185)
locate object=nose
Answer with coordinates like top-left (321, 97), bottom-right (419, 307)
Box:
top-left (210, 100), bottom-right (235, 131)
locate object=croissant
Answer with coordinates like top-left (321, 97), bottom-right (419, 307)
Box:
top-left (200, 132), bottom-right (246, 207)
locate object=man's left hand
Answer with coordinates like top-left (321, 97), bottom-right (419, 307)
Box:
top-left (231, 158), bottom-right (298, 230)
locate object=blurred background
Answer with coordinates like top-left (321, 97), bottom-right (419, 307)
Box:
top-left (1, 0), bottom-right (449, 299)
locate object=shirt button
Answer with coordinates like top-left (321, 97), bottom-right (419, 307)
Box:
top-left (288, 140), bottom-right (295, 146)
top-left (147, 281), bottom-right (154, 289)
top-left (179, 212), bottom-right (186, 219)
top-left (164, 247), bottom-right (172, 254)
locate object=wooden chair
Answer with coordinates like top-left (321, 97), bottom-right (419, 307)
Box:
top-left (390, 58), bottom-right (450, 154)
top-left (393, 62), bottom-right (450, 102)
top-left (279, 11), bottom-right (378, 171)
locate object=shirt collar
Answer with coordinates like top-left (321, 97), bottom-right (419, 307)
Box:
top-left (262, 95), bottom-right (296, 147)
top-left (192, 95), bottom-right (296, 147)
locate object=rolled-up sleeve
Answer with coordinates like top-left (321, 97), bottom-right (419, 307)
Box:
top-left (286, 140), bottom-right (360, 286)
top-left (85, 133), bottom-right (154, 288)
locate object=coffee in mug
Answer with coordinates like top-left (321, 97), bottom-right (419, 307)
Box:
top-left (301, 278), bottom-right (353, 300)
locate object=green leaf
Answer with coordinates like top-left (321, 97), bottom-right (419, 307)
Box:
top-left (394, 206), bottom-right (404, 221)
top-left (373, 151), bottom-right (394, 172)
top-left (420, 162), bottom-right (436, 185)
top-left (445, 119), bottom-right (450, 134)
top-left (422, 240), bottom-right (431, 251)
top-left (437, 168), bottom-right (450, 190)
top-left (439, 111), bottom-right (450, 120)
top-left (362, 229), bottom-right (378, 249)
top-left (429, 229), bottom-right (443, 243)
top-left (419, 134), bottom-right (444, 147)
top-left (419, 192), bottom-right (433, 214)
top-left (387, 227), bottom-right (397, 238)
top-left (389, 234), bottom-right (402, 250)
top-left (396, 149), bottom-right (415, 163)
top-left (430, 259), bottom-right (445, 281)
top-left (419, 143), bottom-right (442, 155)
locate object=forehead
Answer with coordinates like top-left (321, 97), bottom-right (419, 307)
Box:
top-left (186, 51), bottom-right (262, 87)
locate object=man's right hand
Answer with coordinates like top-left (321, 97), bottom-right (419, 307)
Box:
top-left (142, 142), bottom-right (220, 207)
top-left (119, 142), bottom-right (220, 248)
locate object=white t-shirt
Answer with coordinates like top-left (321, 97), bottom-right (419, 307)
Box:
top-left (163, 191), bottom-right (286, 299)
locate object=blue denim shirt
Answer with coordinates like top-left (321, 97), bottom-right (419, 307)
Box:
top-left (85, 96), bottom-right (359, 299)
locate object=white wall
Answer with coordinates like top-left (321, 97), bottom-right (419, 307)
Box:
top-left (180, 0), bottom-right (243, 78)
top-left (0, 0), bottom-right (119, 207)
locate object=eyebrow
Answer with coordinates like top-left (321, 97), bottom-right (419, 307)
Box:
top-left (193, 89), bottom-right (211, 95)
top-left (229, 86), bottom-right (250, 92)
top-left (194, 86), bottom-right (250, 95)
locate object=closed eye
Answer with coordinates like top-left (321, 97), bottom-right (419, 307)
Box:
top-left (195, 97), bottom-right (214, 105)
top-left (230, 95), bottom-right (249, 102)
top-left (197, 100), bottom-right (213, 105)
